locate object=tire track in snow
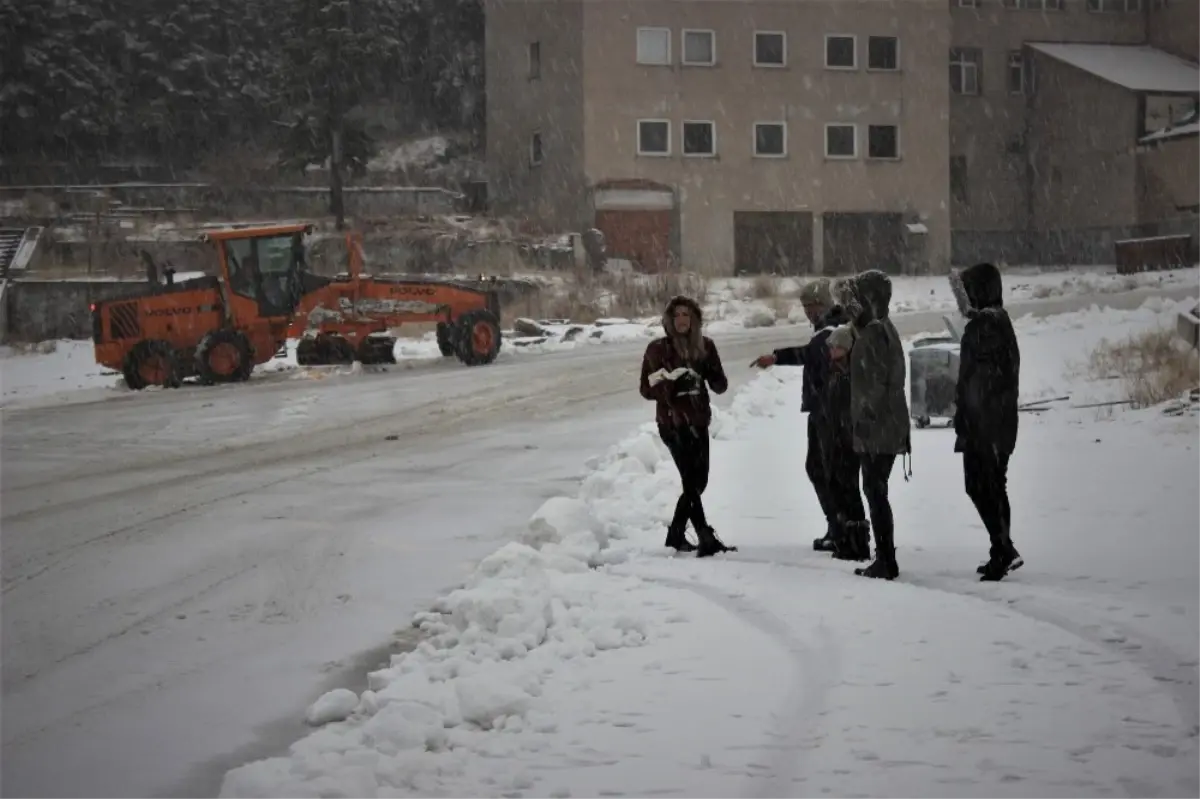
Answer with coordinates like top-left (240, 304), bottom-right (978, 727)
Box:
top-left (637, 574), bottom-right (842, 797)
top-left (727, 550), bottom-right (1200, 741)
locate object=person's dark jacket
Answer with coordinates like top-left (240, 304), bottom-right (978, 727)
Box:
top-left (822, 337), bottom-right (855, 458)
top-left (640, 295), bottom-right (729, 429)
top-left (772, 304), bottom-right (851, 415)
top-left (953, 262), bottom-right (1020, 456)
top-left (848, 270), bottom-right (911, 455)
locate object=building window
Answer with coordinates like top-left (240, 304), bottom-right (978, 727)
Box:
top-left (867, 125), bottom-right (899, 159)
top-left (957, 0), bottom-right (979, 6)
top-left (1087, 0), bottom-right (1141, 10)
top-left (1004, 0), bottom-right (1063, 9)
top-left (825, 35), bottom-right (856, 69)
top-left (682, 29), bottom-right (716, 66)
top-left (950, 48), bottom-right (981, 95)
top-left (529, 132), bottom-right (543, 166)
top-left (950, 156), bottom-right (969, 205)
top-left (682, 120), bottom-right (716, 156)
top-left (824, 123), bottom-right (857, 158)
top-left (1007, 51), bottom-right (1024, 94)
top-left (868, 36), bottom-right (899, 71)
top-left (753, 122), bottom-right (787, 157)
top-left (754, 31), bottom-right (787, 67)
top-left (637, 119), bottom-right (671, 156)
top-left (528, 42), bottom-right (541, 80)
top-left (637, 27), bottom-right (671, 65)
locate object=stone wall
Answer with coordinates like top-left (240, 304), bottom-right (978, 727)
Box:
top-left (951, 216), bottom-right (1200, 267)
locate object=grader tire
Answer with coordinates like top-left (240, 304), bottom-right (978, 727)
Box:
top-left (454, 310), bottom-right (502, 367)
top-left (123, 339), bottom-right (182, 391)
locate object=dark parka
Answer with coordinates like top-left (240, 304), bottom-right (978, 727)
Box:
top-left (847, 270), bottom-right (911, 455)
top-left (953, 262), bottom-right (1021, 455)
top-left (772, 304), bottom-right (851, 415)
top-left (639, 296), bottom-right (729, 428)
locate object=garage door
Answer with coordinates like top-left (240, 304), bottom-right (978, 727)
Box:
top-left (822, 212), bottom-right (906, 275)
top-left (733, 211), bottom-right (814, 275)
top-left (595, 209), bottom-right (672, 273)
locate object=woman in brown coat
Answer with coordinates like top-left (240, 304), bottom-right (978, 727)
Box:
top-left (639, 295), bottom-right (736, 557)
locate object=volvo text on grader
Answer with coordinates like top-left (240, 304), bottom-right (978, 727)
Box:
top-left (91, 223), bottom-right (504, 390)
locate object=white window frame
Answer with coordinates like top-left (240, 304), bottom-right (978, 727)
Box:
top-left (636, 118), bottom-right (671, 157)
top-left (528, 41), bottom-right (541, 80)
top-left (866, 35), bottom-right (900, 72)
top-left (1087, 0), bottom-right (1141, 11)
top-left (753, 121), bottom-right (788, 158)
top-left (950, 48), bottom-right (981, 95)
top-left (753, 30), bottom-right (787, 67)
top-left (824, 34), bottom-right (857, 70)
top-left (681, 28), bottom-right (717, 66)
top-left (529, 130), bottom-right (544, 167)
top-left (636, 27), bottom-right (672, 65)
top-left (682, 119), bottom-right (717, 157)
top-left (824, 123), bottom-right (857, 159)
top-left (1007, 50), bottom-right (1024, 94)
top-left (866, 124), bottom-right (901, 161)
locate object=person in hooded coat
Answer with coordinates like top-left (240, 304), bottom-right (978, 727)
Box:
top-left (640, 295), bottom-right (737, 558)
top-left (750, 278), bottom-right (851, 552)
top-left (846, 269), bottom-right (911, 580)
top-left (952, 262), bottom-right (1023, 582)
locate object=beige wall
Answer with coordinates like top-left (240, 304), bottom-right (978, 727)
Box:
top-left (1138, 135), bottom-right (1200, 221)
top-left (950, 1), bottom-right (1144, 233)
top-left (485, 0), bottom-right (589, 232)
top-left (1148, 0), bottom-right (1200, 62)
top-left (1028, 54), bottom-right (1141, 230)
top-left (580, 0), bottom-right (952, 274)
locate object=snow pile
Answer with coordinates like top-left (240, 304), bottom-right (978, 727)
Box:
top-left (218, 365), bottom-right (799, 798)
top-left (0, 339), bottom-right (128, 407)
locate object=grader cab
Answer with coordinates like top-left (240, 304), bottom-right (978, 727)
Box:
top-left (91, 223), bottom-right (503, 390)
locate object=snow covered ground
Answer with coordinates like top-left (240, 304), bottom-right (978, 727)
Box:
top-left (221, 296), bottom-right (1199, 799)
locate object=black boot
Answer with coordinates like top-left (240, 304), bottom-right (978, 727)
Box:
top-left (854, 523), bottom-right (898, 580)
top-left (664, 522), bottom-right (697, 553)
top-left (696, 526), bottom-right (737, 558)
top-left (812, 521), bottom-right (837, 552)
top-left (976, 550), bottom-right (1023, 576)
top-left (833, 521), bottom-right (871, 562)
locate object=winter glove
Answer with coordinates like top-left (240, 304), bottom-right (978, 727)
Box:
top-left (647, 368), bottom-right (671, 387)
top-left (673, 369), bottom-right (703, 397)
top-left (665, 366), bottom-right (696, 381)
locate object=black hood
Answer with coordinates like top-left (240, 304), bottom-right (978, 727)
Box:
top-left (959, 262), bottom-right (1004, 311)
top-left (851, 270), bottom-right (893, 324)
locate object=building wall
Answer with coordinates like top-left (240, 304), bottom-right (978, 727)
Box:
top-left (1148, 0), bottom-right (1200, 62)
top-left (484, 0), bottom-right (589, 232)
top-left (1027, 52), bottom-right (1143, 262)
top-left (949, 0), bottom-right (1143, 263)
top-left (1138, 135), bottom-right (1200, 221)
top-left (580, 0), bottom-right (952, 275)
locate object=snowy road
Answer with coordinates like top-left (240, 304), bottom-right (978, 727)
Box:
top-left (0, 284), bottom-right (1193, 798)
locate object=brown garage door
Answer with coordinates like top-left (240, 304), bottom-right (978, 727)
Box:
top-left (595, 209), bottom-right (672, 273)
top-left (823, 212), bottom-right (906, 275)
top-left (733, 211), bottom-right (814, 275)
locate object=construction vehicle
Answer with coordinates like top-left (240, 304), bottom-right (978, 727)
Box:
top-left (91, 222), bottom-right (503, 390)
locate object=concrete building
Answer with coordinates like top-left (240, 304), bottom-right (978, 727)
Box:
top-left (486, 0), bottom-right (1199, 274)
top-left (949, 0), bottom-right (1198, 265)
top-left (486, 0), bottom-right (952, 275)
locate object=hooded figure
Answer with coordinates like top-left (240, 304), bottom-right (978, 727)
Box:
top-left (820, 324), bottom-right (871, 562)
top-left (751, 277), bottom-right (852, 552)
top-left (952, 262), bottom-right (1023, 581)
top-left (640, 295), bottom-right (735, 557)
top-left (846, 269), bottom-right (911, 581)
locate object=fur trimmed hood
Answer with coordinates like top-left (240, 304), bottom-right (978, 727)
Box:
top-left (662, 294), bottom-right (706, 360)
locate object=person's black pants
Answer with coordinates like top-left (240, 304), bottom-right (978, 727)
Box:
top-left (860, 453), bottom-right (897, 562)
top-left (962, 447), bottom-right (1015, 561)
top-left (660, 424), bottom-right (711, 534)
top-left (805, 415), bottom-right (835, 528)
top-left (826, 444), bottom-right (866, 526)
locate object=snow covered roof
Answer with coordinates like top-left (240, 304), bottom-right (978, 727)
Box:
top-left (1027, 43), bottom-right (1200, 93)
top-left (1140, 121), bottom-right (1200, 144)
